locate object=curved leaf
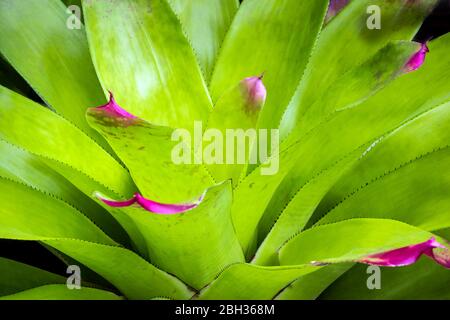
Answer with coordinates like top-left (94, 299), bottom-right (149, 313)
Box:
top-left (0, 284), bottom-right (122, 300)
top-left (0, 177), bottom-right (115, 244)
top-left (274, 264), bottom-right (353, 300)
top-left (320, 258), bottom-right (450, 300)
top-left (87, 98), bottom-right (213, 203)
top-left (0, 140), bottom-right (128, 244)
top-left (256, 100), bottom-right (450, 265)
top-left (260, 34), bottom-right (450, 252)
top-left (0, 258), bottom-right (65, 296)
top-left (315, 147), bottom-right (450, 231)
top-left (168, 0), bottom-right (239, 82)
top-left (0, 0), bottom-right (108, 148)
top-left (82, 0), bottom-right (212, 129)
top-left (198, 263), bottom-right (320, 300)
top-left (280, 0), bottom-right (438, 138)
top-left (205, 76), bottom-right (266, 185)
top-left (45, 239), bottom-right (193, 300)
top-left (279, 219), bottom-right (436, 266)
top-left (0, 178), bottom-right (192, 299)
top-left (101, 182), bottom-right (244, 290)
top-left (209, 0), bottom-right (329, 129)
top-left (0, 86), bottom-right (136, 199)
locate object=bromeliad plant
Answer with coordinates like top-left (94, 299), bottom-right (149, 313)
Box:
top-left (0, 0), bottom-right (449, 300)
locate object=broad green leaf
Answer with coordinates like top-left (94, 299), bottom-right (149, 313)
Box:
top-left (82, 0), bottom-right (212, 129)
top-left (209, 0), bottom-right (329, 129)
top-left (261, 33), bottom-right (450, 250)
top-left (315, 147), bottom-right (450, 232)
top-left (0, 0), bottom-right (108, 149)
top-left (275, 264), bottom-right (353, 300)
top-left (87, 106), bottom-right (213, 203)
top-left (0, 86), bottom-right (136, 199)
top-left (231, 139), bottom-right (307, 258)
top-left (41, 158), bottom-right (149, 257)
top-left (0, 258), bottom-right (65, 296)
top-left (258, 40), bottom-right (424, 244)
top-left (198, 263), bottom-right (320, 300)
top-left (254, 146), bottom-right (369, 266)
top-left (0, 177), bottom-right (115, 244)
top-left (320, 258), bottom-right (450, 300)
top-left (45, 239), bottom-right (193, 300)
top-left (0, 140), bottom-right (128, 244)
top-left (37, 156), bottom-right (148, 257)
top-left (103, 182), bottom-right (244, 290)
top-left (205, 77), bottom-right (265, 185)
top-left (312, 101), bottom-right (450, 230)
top-left (168, 0), bottom-right (239, 82)
top-left (279, 219), bottom-right (434, 266)
top-left (255, 100), bottom-right (450, 265)
top-left (223, 33), bottom-right (450, 258)
top-left (280, 0), bottom-right (438, 138)
top-left (320, 229), bottom-right (450, 300)
top-left (0, 284), bottom-right (122, 300)
top-left (0, 178), bottom-right (192, 299)
top-left (287, 40), bottom-right (423, 140)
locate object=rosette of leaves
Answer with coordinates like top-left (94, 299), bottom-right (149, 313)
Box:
top-left (0, 0), bottom-right (449, 300)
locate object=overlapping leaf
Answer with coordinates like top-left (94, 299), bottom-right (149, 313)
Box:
top-left (83, 0), bottom-right (212, 129)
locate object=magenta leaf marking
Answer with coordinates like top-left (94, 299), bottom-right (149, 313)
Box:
top-left (97, 192), bottom-right (204, 215)
top-left (404, 43), bottom-right (429, 73)
top-left (96, 92), bottom-right (137, 119)
top-left (358, 237), bottom-right (450, 268)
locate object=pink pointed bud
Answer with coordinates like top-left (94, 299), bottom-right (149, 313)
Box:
top-left (95, 92), bottom-right (137, 119)
top-left (325, 0), bottom-right (349, 23)
top-left (358, 237), bottom-right (450, 268)
top-left (240, 75), bottom-right (267, 111)
top-left (96, 192), bottom-right (204, 215)
top-left (404, 43), bottom-right (429, 73)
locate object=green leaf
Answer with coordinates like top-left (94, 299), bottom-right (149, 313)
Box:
top-left (315, 145), bottom-right (450, 232)
top-left (0, 284), bottom-right (122, 300)
top-left (259, 40), bottom-right (424, 245)
top-left (209, 0), bottom-right (329, 129)
top-left (101, 182), bottom-right (244, 290)
top-left (320, 258), bottom-right (450, 300)
top-left (87, 105), bottom-right (213, 203)
top-left (0, 178), bottom-right (192, 299)
top-left (0, 0), bottom-right (108, 149)
top-left (287, 40), bottom-right (423, 140)
top-left (261, 33), bottom-right (450, 250)
top-left (0, 140), bottom-right (128, 244)
top-left (256, 99), bottom-right (450, 266)
top-left (279, 219), bottom-right (434, 266)
top-left (0, 86), bottom-right (136, 199)
top-left (254, 146), bottom-right (369, 266)
top-left (82, 0), bottom-right (212, 129)
top-left (0, 177), bottom-right (115, 244)
top-left (280, 0), bottom-right (438, 138)
top-left (230, 139), bottom-right (306, 258)
top-left (0, 258), bottom-right (66, 296)
top-left (168, 0), bottom-right (239, 82)
top-left (45, 239), bottom-right (193, 300)
top-left (275, 264), bottom-right (353, 300)
top-left (311, 100), bottom-right (450, 228)
top-left (205, 77), bottom-right (265, 185)
top-left (198, 263), bottom-right (320, 300)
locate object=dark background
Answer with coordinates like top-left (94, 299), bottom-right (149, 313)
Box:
top-left (0, 0), bottom-right (449, 278)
